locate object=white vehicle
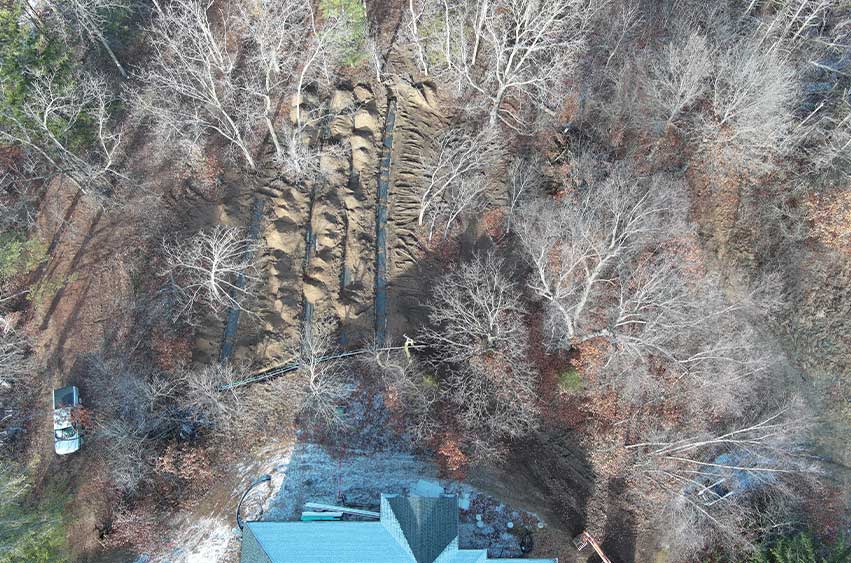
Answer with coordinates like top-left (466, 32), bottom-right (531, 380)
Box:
top-left (53, 385), bottom-right (83, 455)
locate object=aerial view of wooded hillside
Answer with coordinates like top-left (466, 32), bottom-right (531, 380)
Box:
top-left (1, 1), bottom-right (849, 562)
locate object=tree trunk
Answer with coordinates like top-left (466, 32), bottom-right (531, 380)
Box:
top-left (96, 33), bottom-right (127, 79)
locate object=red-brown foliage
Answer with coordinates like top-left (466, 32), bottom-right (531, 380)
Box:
top-left (151, 332), bottom-right (193, 372)
top-left (435, 433), bottom-right (469, 480)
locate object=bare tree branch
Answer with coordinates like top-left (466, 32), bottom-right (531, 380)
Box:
top-left (162, 225), bottom-right (260, 321)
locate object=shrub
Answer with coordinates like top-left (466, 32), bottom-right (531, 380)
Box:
top-left (0, 5), bottom-right (69, 124)
top-left (557, 367), bottom-right (583, 394)
top-left (748, 532), bottom-right (849, 563)
top-left (0, 232), bottom-right (47, 281)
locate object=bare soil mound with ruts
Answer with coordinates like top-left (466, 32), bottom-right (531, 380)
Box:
top-left (202, 76), bottom-right (455, 366)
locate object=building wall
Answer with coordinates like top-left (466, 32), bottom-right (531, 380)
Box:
top-left (380, 495), bottom-right (417, 560)
top-left (240, 524), bottom-right (274, 563)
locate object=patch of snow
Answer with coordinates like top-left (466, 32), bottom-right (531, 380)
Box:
top-left (263, 442), bottom-right (439, 520)
top-left (412, 479), bottom-right (446, 497)
top-left (157, 517), bottom-right (237, 563)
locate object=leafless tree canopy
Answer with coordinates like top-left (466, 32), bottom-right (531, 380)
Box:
top-left (162, 225), bottom-right (260, 321)
top-left (50, 0), bottom-right (131, 77)
top-left (241, 0), bottom-right (353, 180)
top-left (177, 362), bottom-right (243, 432)
top-left (275, 319), bottom-right (353, 428)
top-left (643, 32), bottom-right (713, 134)
top-left (139, 0), bottom-right (257, 169)
top-left (87, 356), bottom-right (178, 492)
top-left (362, 340), bottom-right (440, 444)
top-left (0, 330), bottom-right (29, 391)
top-left (419, 126), bottom-right (503, 239)
top-left (504, 155), bottom-right (543, 234)
top-left (515, 167), bottom-right (682, 348)
top-left (626, 402), bottom-right (818, 560)
top-left (421, 0), bottom-right (597, 128)
top-left (425, 253), bottom-right (539, 451)
top-left (241, 0), bottom-right (312, 166)
top-left (0, 72), bottom-right (123, 197)
top-left (701, 41), bottom-right (798, 169)
top-left (425, 252), bottom-right (526, 364)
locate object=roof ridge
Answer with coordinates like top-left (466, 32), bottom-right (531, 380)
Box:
top-left (383, 495), bottom-right (459, 563)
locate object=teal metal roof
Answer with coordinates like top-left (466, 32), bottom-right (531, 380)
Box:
top-left (240, 495), bottom-right (558, 563)
top-left (241, 525), bottom-right (273, 563)
top-left (447, 550), bottom-right (488, 562)
top-left (244, 521), bottom-right (412, 563)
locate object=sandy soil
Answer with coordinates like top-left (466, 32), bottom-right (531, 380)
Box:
top-left (382, 79), bottom-right (448, 340)
top-left (226, 84), bottom-right (386, 366)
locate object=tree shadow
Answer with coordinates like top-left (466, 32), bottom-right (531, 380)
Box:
top-left (598, 477), bottom-right (637, 563)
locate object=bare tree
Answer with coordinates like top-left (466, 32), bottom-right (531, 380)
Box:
top-left (626, 403), bottom-right (818, 560)
top-left (644, 32), bottom-right (714, 135)
top-left (242, 0), bottom-right (359, 179)
top-left (504, 155), bottom-right (543, 234)
top-left (364, 340), bottom-right (440, 444)
top-left (419, 127), bottom-right (502, 239)
top-left (399, 0), bottom-right (456, 80)
top-left (162, 225), bottom-right (260, 321)
top-left (797, 87), bottom-right (851, 179)
top-left (515, 168), bottom-right (679, 349)
top-left (425, 252), bottom-right (526, 363)
top-left (599, 0), bottom-right (643, 69)
top-left (241, 0), bottom-right (314, 166)
top-left (514, 167), bottom-right (782, 417)
top-left (748, 0), bottom-right (836, 57)
top-left (50, 0), bottom-right (130, 77)
top-left (96, 417), bottom-right (150, 493)
top-left (702, 41), bottom-right (798, 169)
top-left (87, 355), bottom-right (180, 493)
top-left (178, 362), bottom-right (243, 431)
top-left (140, 0), bottom-right (257, 169)
top-left (0, 330), bottom-right (29, 391)
top-left (432, 0), bottom-right (598, 127)
top-left (282, 319), bottom-right (352, 427)
top-left (425, 253), bottom-right (539, 449)
top-left (443, 360), bottom-right (539, 454)
top-left (0, 72), bottom-right (123, 197)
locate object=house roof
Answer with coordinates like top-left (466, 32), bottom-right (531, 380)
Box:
top-left (240, 495), bottom-right (558, 563)
top-left (384, 495), bottom-right (458, 563)
top-left (243, 521), bottom-right (412, 563)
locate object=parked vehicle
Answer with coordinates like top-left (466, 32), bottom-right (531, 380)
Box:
top-left (53, 385), bottom-right (82, 455)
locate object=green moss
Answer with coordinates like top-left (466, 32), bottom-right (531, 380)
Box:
top-left (418, 12), bottom-right (454, 67)
top-left (421, 373), bottom-right (439, 388)
top-left (557, 367), bottom-right (583, 394)
top-left (0, 232), bottom-right (48, 281)
top-left (28, 273), bottom-right (77, 308)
